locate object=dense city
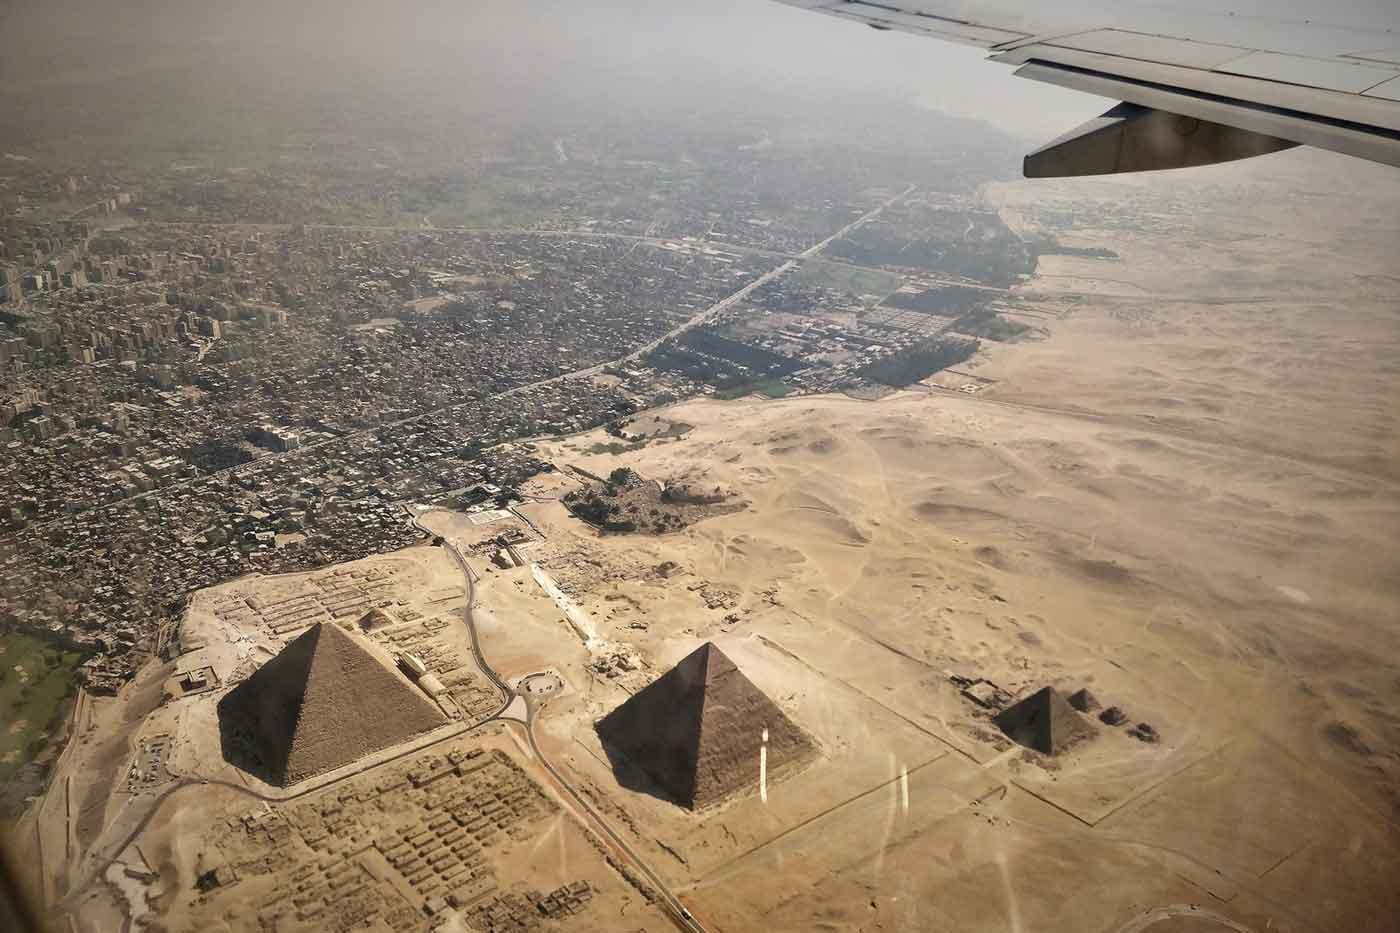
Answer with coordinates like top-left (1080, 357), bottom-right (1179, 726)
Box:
top-left (0, 15), bottom-right (1065, 928)
top-left (1, 108), bottom-right (1037, 705)
top-left (7, 4), bottom-right (1400, 933)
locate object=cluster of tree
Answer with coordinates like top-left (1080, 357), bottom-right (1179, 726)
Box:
top-left (1026, 236), bottom-right (1119, 260)
top-left (645, 328), bottom-right (805, 391)
top-left (560, 468), bottom-right (713, 535)
top-left (644, 340), bottom-right (748, 388)
top-left (679, 328), bottom-right (805, 378)
top-left (951, 308), bottom-right (1030, 342)
top-left (857, 336), bottom-right (979, 388)
top-left (829, 211), bottom-right (1038, 288)
top-left (560, 487), bottom-right (637, 531)
top-left (607, 467), bottom-right (641, 490)
top-left (180, 439), bottom-right (255, 472)
top-left (883, 285), bottom-right (986, 317)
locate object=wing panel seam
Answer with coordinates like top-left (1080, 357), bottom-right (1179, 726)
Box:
top-left (1022, 58), bottom-right (1400, 142)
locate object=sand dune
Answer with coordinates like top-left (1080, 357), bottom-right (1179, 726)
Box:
top-left (525, 156), bottom-right (1400, 932)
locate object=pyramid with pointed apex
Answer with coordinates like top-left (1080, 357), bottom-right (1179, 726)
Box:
top-left (218, 622), bottom-right (447, 786)
top-left (596, 642), bottom-right (816, 809)
top-left (358, 607), bottom-right (396, 633)
top-left (994, 686), bottom-right (1094, 755)
top-left (1067, 687), bottom-right (1100, 713)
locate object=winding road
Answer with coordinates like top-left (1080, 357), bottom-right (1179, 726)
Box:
top-left (412, 510), bottom-right (705, 932)
top-left (47, 188), bottom-right (924, 928)
top-left (1117, 904), bottom-right (1255, 933)
top-left (520, 708), bottom-right (705, 933)
top-left (61, 525), bottom-right (704, 930)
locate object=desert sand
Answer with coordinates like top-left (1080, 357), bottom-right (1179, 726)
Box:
top-left (495, 149), bottom-right (1400, 933)
top-left (15, 148), bottom-right (1400, 933)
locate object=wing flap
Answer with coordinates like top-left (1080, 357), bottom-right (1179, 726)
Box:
top-left (773, 0), bottom-right (1400, 172)
top-left (1023, 103), bottom-right (1298, 177)
top-left (1015, 60), bottom-right (1400, 168)
top-left (993, 44), bottom-right (1400, 134)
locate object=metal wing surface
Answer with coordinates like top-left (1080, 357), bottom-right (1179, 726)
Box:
top-left (775, 0), bottom-right (1400, 175)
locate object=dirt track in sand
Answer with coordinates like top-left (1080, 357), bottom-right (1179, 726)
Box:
top-left (514, 150), bottom-right (1400, 933)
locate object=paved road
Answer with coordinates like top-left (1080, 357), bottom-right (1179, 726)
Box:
top-left (1116, 904), bottom-right (1255, 933)
top-left (519, 713), bottom-right (706, 933)
top-left (497, 182), bottom-right (915, 396)
top-left (436, 533), bottom-right (513, 703)
top-left (417, 512), bottom-right (706, 932)
top-left (48, 190), bottom-right (921, 925)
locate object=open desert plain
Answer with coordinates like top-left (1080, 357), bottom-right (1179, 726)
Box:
top-left (11, 150), bottom-right (1400, 933)
top-left (506, 153), bottom-right (1400, 933)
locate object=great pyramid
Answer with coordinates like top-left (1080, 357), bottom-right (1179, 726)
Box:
top-left (217, 622), bottom-right (447, 786)
top-left (994, 686), bottom-right (1094, 755)
top-left (596, 642), bottom-right (816, 809)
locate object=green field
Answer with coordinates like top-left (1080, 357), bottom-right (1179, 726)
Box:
top-left (790, 259), bottom-right (901, 299)
top-left (583, 439), bottom-right (648, 456)
top-left (0, 632), bottom-right (85, 782)
top-left (715, 379), bottom-right (793, 401)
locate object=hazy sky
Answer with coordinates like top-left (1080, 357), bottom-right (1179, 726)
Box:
top-left (1, 0), bottom-right (1108, 144)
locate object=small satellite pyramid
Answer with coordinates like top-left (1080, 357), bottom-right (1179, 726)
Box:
top-left (596, 642), bottom-right (816, 809)
top-left (1067, 687), bottom-right (1100, 713)
top-left (358, 607), bottom-right (396, 633)
top-left (994, 686), bottom-right (1094, 755)
top-left (218, 622), bottom-right (447, 785)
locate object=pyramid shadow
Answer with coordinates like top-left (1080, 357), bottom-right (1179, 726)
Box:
top-left (216, 690), bottom-right (287, 785)
top-left (595, 731), bottom-right (688, 808)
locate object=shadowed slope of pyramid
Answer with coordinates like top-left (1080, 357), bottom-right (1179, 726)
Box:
top-left (217, 622), bottom-right (446, 785)
top-left (994, 686), bottom-right (1094, 755)
top-left (1068, 687), bottom-right (1100, 713)
top-left (596, 642), bottom-right (816, 809)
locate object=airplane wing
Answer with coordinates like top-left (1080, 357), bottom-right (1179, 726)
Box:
top-left (774, 0), bottom-right (1400, 176)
